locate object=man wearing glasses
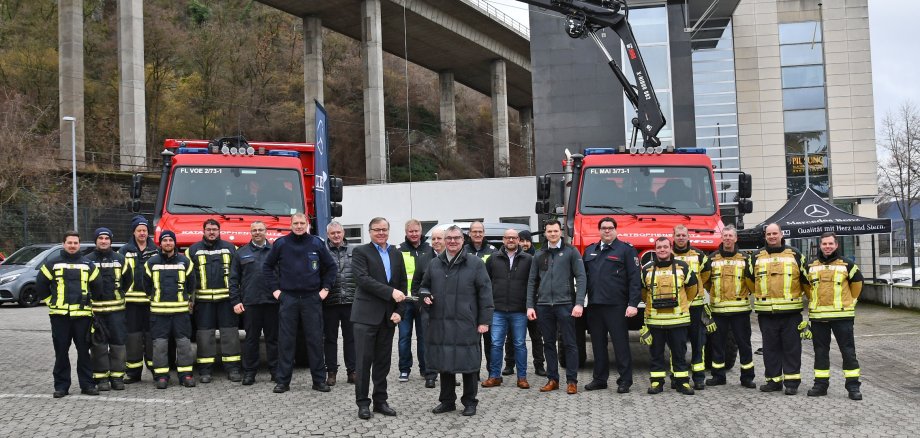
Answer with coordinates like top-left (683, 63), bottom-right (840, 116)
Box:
top-left (582, 217), bottom-right (641, 393)
top-left (351, 217), bottom-right (407, 419)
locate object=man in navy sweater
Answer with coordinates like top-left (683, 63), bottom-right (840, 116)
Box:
top-left (263, 213), bottom-right (337, 394)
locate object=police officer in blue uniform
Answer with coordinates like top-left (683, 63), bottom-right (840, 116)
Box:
top-left (582, 217), bottom-right (642, 393)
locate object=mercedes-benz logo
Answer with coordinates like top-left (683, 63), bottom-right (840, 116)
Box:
top-left (804, 204), bottom-right (830, 218)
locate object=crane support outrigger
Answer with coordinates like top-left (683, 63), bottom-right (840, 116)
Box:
top-left (517, 0), bottom-right (665, 148)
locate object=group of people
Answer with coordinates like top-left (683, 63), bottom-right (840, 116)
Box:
top-left (37, 214), bottom-right (865, 420)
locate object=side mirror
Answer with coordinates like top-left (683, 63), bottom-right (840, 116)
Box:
top-left (330, 202), bottom-right (342, 218)
top-left (329, 176), bottom-right (343, 203)
top-left (131, 173), bottom-right (143, 199)
top-left (536, 176), bottom-right (551, 200)
top-left (738, 199), bottom-right (753, 214)
top-left (738, 173), bottom-right (752, 199)
top-left (535, 200), bottom-right (549, 215)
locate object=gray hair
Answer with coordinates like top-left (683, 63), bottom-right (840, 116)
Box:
top-left (445, 225), bottom-right (463, 236)
top-left (722, 224), bottom-right (737, 235)
top-left (327, 220), bottom-right (343, 231)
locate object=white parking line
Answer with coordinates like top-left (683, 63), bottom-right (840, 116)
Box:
top-left (0, 393), bottom-right (191, 404)
top-left (855, 332), bottom-right (920, 338)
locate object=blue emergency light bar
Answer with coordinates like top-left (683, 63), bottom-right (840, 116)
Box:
top-left (268, 150), bottom-right (300, 158)
top-left (176, 147), bottom-right (210, 154)
top-left (584, 147), bottom-right (707, 156)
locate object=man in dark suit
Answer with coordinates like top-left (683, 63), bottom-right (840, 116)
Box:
top-left (351, 217), bottom-right (407, 420)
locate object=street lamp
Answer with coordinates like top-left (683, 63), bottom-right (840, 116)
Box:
top-left (62, 116), bottom-right (78, 231)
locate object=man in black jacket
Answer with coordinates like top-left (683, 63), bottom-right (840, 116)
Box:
top-left (398, 219), bottom-right (437, 387)
top-left (229, 221), bottom-right (277, 386)
top-left (323, 221), bottom-right (356, 386)
top-left (503, 229), bottom-right (544, 377)
top-left (86, 228), bottom-right (132, 391)
top-left (582, 217), bottom-right (641, 393)
top-left (483, 229), bottom-right (533, 390)
top-left (351, 217), bottom-right (406, 420)
top-left (263, 213), bottom-right (337, 394)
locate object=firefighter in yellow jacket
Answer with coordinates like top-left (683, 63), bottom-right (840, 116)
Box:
top-left (640, 236), bottom-right (698, 395)
top-left (702, 224), bottom-right (756, 388)
top-left (747, 223), bottom-right (810, 395)
top-left (672, 224), bottom-right (711, 389)
top-left (806, 231), bottom-right (864, 400)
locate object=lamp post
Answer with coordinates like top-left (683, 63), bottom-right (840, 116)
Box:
top-left (62, 116), bottom-right (78, 231)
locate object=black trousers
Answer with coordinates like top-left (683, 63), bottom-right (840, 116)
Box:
top-left (439, 372), bottom-right (478, 407)
top-left (323, 304), bottom-right (355, 374)
top-left (276, 292), bottom-right (325, 386)
top-left (536, 304), bottom-right (578, 383)
top-left (353, 322), bottom-right (395, 408)
top-left (242, 303), bottom-right (279, 376)
top-left (758, 312), bottom-right (802, 388)
top-left (688, 305), bottom-right (706, 383)
top-left (710, 312), bottom-right (755, 382)
top-left (91, 311), bottom-right (127, 381)
top-left (504, 319), bottom-right (544, 368)
top-left (50, 315), bottom-right (93, 392)
top-left (194, 300), bottom-right (241, 374)
top-left (125, 303), bottom-right (153, 378)
top-left (481, 330), bottom-right (492, 375)
top-left (648, 326), bottom-right (689, 384)
top-left (586, 304), bottom-right (632, 386)
top-left (811, 319), bottom-right (861, 391)
top-left (150, 313), bottom-right (194, 380)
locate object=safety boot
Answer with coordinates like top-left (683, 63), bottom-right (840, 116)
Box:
top-left (326, 371), bottom-right (337, 386)
top-left (759, 381), bottom-right (783, 392)
top-left (848, 390), bottom-right (863, 401)
top-left (96, 380), bottom-right (111, 392)
top-left (228, 369), bottom-right (243, 382)
top-left (155, 378), bottom-right (168, 390)
top-left (807, 385), bottom-right (828, 397)
top-left (705, 377), bottom-right (726, 386)
top-left (199, 374), bottom-right (213, 384)
top-left (110, 379), bottom-right (125, 391)
top-left (647, 381), bottom-right (664, 394)
top-left (181, 376), bottom-right (196, 388)
top-left (678, 383), bottom-right (696, 395)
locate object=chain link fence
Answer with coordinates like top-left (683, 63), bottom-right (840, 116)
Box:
top-left (0, 203), bottom-right (146, 256)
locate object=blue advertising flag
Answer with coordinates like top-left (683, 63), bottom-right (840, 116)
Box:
top-left (314, 101), bottom-right (330, 236)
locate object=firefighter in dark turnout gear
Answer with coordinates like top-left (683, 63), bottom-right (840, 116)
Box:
top-left (582, 217), bottom-right (641, 393)
top-left (86, 228), bottom-right (132, 391)
top-left (36, 231), bottom-right (102, 398)
top-left (145, 230), bottom-right (197, 389)
top-left (806, 232), bottom-right (864, 401)
top-left (702, 225), bottom-right (756, 388)
top-left (230, 221), bottom-right (278, 385)
top-left (747, 223), bottom-right (810, 395)
top-left (672, 224), bottom-right (711, 389)
top-left (186, 219), bottom-right (240, 382)
top-left (640, 237), bottom-right (698, 396)
top-left (119, 215), bottom-right (158, 383)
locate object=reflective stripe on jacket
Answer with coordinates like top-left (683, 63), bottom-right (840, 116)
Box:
top-left (36, 250), bottom-right (99, 317)
top-left (807, 252), bottom-right (863, 320)
top-left (145, 252), bottom-right (196, 314)
top-left (119, 238), bottom-right (158, 304)
top-left (704, 247), bottom-right (752, 314)
top-left (641, 259), bottom-right (697, 327)
top-left (748, 246), bottom-right (809, 314)
top-left (86, 249), bottom-right (131, 313)
top-left (673, 245), bottom-right (709, 307)
top-left (186, 239), bottom-right (236, 301)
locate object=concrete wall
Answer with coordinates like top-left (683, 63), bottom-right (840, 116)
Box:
top-left (338, 177), bottom-right (536, 244)
top-left (860, 283), bottom-right (920, 311)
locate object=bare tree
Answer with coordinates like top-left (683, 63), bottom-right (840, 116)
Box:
top-left (878, 101), bottom-right (920, 275)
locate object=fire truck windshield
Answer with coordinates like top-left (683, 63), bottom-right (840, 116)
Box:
top-left (166, 166), bottom-right (305, 216)
top-left (579, 166), bottom-right (716, 216)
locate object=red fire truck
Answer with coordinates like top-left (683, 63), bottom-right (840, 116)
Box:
top-left (130, 136), bottom-right (342, 247)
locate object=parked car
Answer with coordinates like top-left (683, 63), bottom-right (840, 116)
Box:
top-left (873, 268), bottom-right (916, 285)
top-left (0, 242), bottom-right (123, 307)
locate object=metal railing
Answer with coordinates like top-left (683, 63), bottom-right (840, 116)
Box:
top-left (465, 0), bottom-right (530, 38)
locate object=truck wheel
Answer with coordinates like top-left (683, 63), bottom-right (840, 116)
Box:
top-left (18, 285), bottom-right (41, 307)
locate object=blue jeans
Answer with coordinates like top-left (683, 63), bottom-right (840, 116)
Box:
top-left (398, 301), bottom-right (430, 376)
top-left (490, 311), bottom-right (528, 379)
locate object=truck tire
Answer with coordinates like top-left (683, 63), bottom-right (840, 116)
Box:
top-left (18, 285), bottom-right (41, 307)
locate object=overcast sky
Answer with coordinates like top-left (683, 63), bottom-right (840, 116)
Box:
top-left (488, 0), bottom-right (917, 145)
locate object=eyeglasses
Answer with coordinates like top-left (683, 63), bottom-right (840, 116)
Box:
top-left (600, 226), bottom-right (616, 231)
top-left (445, 236), bottom-right (464, 241)
top-left (370, 228), bottom-right (389, 233)
top-left (204, 228), bottom-right (220, 232)
top-left (503, 236), bottom-right (519, 240)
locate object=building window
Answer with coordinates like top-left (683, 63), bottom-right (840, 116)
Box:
top-left (779, 21), bottom-right (828, 199)
top-left (692, 19), bottom-right (740, 205)
top-left (420, 221), bottom-right (438, 236)
top-left (623, 5), bottom-right (672, 147)
top-left (499, 216), bottom-right (531, 227)
top-left (343, 226), bottom-right (363, 243)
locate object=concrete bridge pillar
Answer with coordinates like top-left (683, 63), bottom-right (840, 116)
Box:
top-left (59, 0), bottom-right (85, 168)
top-left (520, 106), bottom-right (533, 175)
top-left (117, 0), bottom-right (147, 170)
top-left (303, 15), bottom-right (324, 144)
top-left (362, 0), bottom-right (387, 184)
top-left (491, 59), bottom-right (509, 177)
top-left (439, 70), bottom-right (457, 155)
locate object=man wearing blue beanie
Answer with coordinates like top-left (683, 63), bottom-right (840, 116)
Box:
top-left (86, 227), bottom-right (132, 391)
top-left (118, 215), bottom-right (159, 383)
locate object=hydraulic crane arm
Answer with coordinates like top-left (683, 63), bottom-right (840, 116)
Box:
top-left (516, 0), bottom-right (665, 147)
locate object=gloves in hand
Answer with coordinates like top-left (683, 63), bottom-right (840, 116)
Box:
top-left (639, 325), bottom-right (653, 346)
top-left (797, 320), bottom-right (812, 340)
top-left (702, 305), bottom-right (717, 334)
